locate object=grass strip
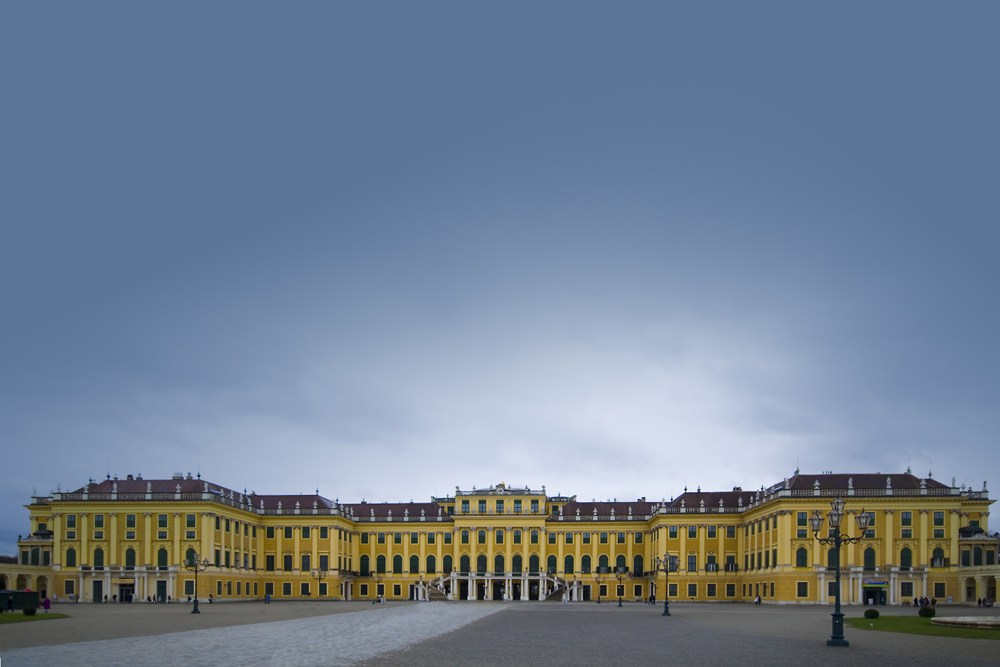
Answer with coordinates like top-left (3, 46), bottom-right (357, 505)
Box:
top-left (846, 615), bottom-right (1000, 640)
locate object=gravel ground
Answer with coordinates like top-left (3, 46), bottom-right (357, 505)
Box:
top-left (1, 602), bottom-right (503, 667)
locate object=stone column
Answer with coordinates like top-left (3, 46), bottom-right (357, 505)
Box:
top-left (80, 513), bottom-right (89, 566)
top-left (918, 509), bottom-right (929, 567)
top-left (293, 525), bottom-right (301, 574)
top-left (173, 513), bottom-right (182, 567)
top-left (109, 514), bottom-right (118, 566)
top-left (53, 514), bottom-right (62, 566)
top-left (143, 514), bottom-right (152, 567)
top-left (884, 509), bottom-right (894, 570)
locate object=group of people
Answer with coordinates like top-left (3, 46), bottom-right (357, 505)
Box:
top-left (911, 597), bottom-right (936, 607)
top-left (977, 597), bottom-right (994, 607)
top-left (645, 593), bottom-right (657, 605)
top-left (371, 595), bottom-right (386, 604)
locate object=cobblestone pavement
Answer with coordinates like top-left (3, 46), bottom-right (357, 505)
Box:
top-left (1, 602), bottom-right (502, 667)
top-left (3, 601), bottom-right (998, 667)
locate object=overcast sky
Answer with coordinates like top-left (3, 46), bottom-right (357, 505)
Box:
top-left (2, 2), bottom-right (997, 554)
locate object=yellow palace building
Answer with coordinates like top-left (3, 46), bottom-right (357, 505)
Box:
top-left (4, 472), bottom-right (997, 607)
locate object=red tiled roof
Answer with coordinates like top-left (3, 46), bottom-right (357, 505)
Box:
top-left (787, 473), bottom-right (948, 491)
top-left (559, 502), bottom-right (654, 516)
top-left (343, 502), bottom-right (445, 518)
top-left (668, 490), bottom-right (755, 509)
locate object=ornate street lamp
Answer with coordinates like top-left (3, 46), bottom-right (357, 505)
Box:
top-left (184, 553), bottom-right (211, 614)
top-left (311, 567), bottom-right (327, 598)
top-left (809, 498), bottom-right (871, 647)
top-left (654, 553), bottom-right (676, 616)
top-left (594, 569), bottom-right (605, 604)
top-left (616, 566), bottom-right (627, 607)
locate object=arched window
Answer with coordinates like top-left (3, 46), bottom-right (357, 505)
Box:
top-left (65, 547), bottom-right (77, 568)
top-left (157, 548), bottom-right (168, 569)
top-left (460, 555), bottom-right (470, 573)
top-left (932, 547), bottom-right (945, 566)
top-left (827, 547), bottom-right (839, 570)
top-left (615, 554), bottom-right (627, 571)
top-left (512, 554), bottom-right (522, 574)
top-left (443, 555), bottom-right (453, 573)
top-left (547, 555), bottom-right (557, 574)
top-left (360, 554), bottom-right (371, 576)
top-left (392, 554), bottom-right (403, 574)
top-left (93, 548), bottom-right (105, 569)
top-left (495, 554), bottom-right (505, 574)
top-left (900, 547), bottom-right (912, 570)
top-left (598, 554), bottom-right (609, 572)
top-left (633, 555), bottom-right (644, 576)
top-left (796, 547), bottom-right (808, 568)
top-left (528, 555), bottom-right (539, 574)
top-left (565, 555), bottom-right (575, 575)
top-left (863, 547), bottom-right (876, 570)
top-left (426, 555), bottom-right (436, 574)
top-left (476, 554), bottom-right (487, 574)
top-left (409, 555), bottom-right (419, 574)
top-left (376, 554), bottom-right (386, 574)
top-left (974, 546), bottom-right (983, 566)
top-left (581, 554), bottom-right (591, 574)
top-left (185, 548), bottom-right (197, 568)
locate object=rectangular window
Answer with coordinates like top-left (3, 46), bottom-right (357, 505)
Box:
top-left (687, 583), bottom-right (697, 597)
top-left (797, 582), bottom-right (808, 598)
top-left (797, 511), bottom-right (807, 527)
top-left (378, 533), bottom-right (386, 544)
top-left (411, 532), bottom-right (418, 544)
top-left (828, 581), bottom-right (838, 597)
top-left (215, 516), bottom-right (221, 530)
top-left (900, 511), bottom-right (912, 527)
top-left (93, 531), bottom-right (104, 540)
top-left (565, 532), bottom-right (573, 544)
top-left (224, 518), bottom-right (230, 532)
top-left (479, 500), bottom-right (487, 514)
top-left (461, 500), bottom-right (470, 513)
top-left (726, 583), bottom-right (735, 597)
top-left (496, 500), bottom-right (504, 513)
top-left (707, 584), bottom-right (716, 597)
top-left (393, 584), bottom-right (401, 597)
top-left (600, 532), bottom-right (608, 544)
top-left (865, 529), bottom-right (876, 539)
top-left (531, 499), bottom-right (539, 513)
top-left (393, 532), bottom-right (402, 544)
top-left (427, 532), bottom-right (435, 544)
top-left (707, 526), bottom-right (716, 539)
top-left (301, 527), bottom-right (310, 539)
top-left (124, 531), bottom-right (134, 540)
top-left (461, 530), bottom-right (469, 544)
top-left (548, 532), bottom-right (556, 544)
top-left (514, 500), bottom-right (522, 513)
top-left (267, 526), bottom-right (275, 539)
top-left (726, 526), bottom-right (735, 539)
top-left (215, 550), bottom-right (221, 567)
top-left (513, 530), bottom-right (522, 544)
top-left (67, 515), bottom-right (77, 529)
top-left (582, 532), bottom-right (590, 544)
top-left (284, 527), bottom-right (292, 539)
top-left (186, 530), bottom-right (197, 540)
top-left (901, 529), bottom-right (912, 539)
top-left (443, 532), bottom-right (452, 544)
top-left (361, 533), bottom-right (369, 544)
top-left (934, 582), bottom-right (946, 598)
top-left (770, 582), bottom-right (774, 597)
top-left (282, 582), bottom-right (292, 596)
top-left (319, 582), bottom-right (327, 596)
top-left (634, 531), bottom-right (642, 544)
top-left (126, 514), bottom-right (136, 529)
top-left (687, 555), bottom-right (697, 572)
top-left (283, 554), bottom-right (293, 571)
top-left (320, 526), bottom-right (328, 539)
top-left (252, 555), bottom-right (256, 570)
top-left (634, 584), bottom-right (643, 598)
top-left (225, 551), bottom-right (231, 568)
top-left (157, 531), bottom-right (168, 540)
top-left (252, 526), bottom-right (257, 538)
top-left (901, 581), bottom-right (914, 598)
top-left (688, 526), bottom-right (697, 539)
top-left (669, 526), bottom-right (678, 539)
top-left (797, 529), bottom-right (808, 539)
top-left (970, 520), bottom-right (980, 528)
top-left (933, 511), bottom-right (944, 526)
top-left (300, 582), bottom-right (309, 596)
top-left (530, 530), bottom-right (539, 544)
top-left (234, 521), bottom-right (240, 534)
top-left (668, 583), bottom-right (677, 597)
top-left (360, 584), bottom-right (368, 596)
top-left (617, 532), bottom-right (626, 544)
top-left (93, 515), bottom-right (104, 528)
top-left (933, 529), bottom-right (945, 539)
top-left (319, 555), bottom-right (328, 571)
top-left (236, 581), bottom-right (241, 596)
top-left (496, 530), bottom-right (504, 544)
top-left (301, 554), bottom-right (310, 571)
top-left (265, 582), bottom-right (274, 596)
top-left (600, 584), bottom-right (608, 597)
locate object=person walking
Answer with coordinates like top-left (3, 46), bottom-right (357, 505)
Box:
top-left (43, 597), bottom-right (51, 613)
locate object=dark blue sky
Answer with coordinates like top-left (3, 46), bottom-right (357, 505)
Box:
top-left (2, 2), bottom-right (997, 552)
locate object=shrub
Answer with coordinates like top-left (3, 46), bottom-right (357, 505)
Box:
top-left (864, 608), bottom-right (880, 619)
top-left (22, 606), bottom-right (37, 616)
top-left (918, 606), bottom-right (936, 618)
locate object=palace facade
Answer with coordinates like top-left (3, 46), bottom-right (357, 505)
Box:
top-left (5, 472), bottom-right (997, 606)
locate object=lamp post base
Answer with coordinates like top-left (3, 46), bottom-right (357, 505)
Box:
top-left (827, 611), bottom-right (847, 646)
top-left (192, 599), bottom-right (200, 614)
top-left (826, 638), bottom-right (849, 647)
top-left (662, 600), bottom-right (670, 616)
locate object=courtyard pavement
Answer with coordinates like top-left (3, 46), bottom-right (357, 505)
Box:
top-left (2, 601), bottom-right (998, 667)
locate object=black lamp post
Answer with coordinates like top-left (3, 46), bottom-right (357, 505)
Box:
top-left (809, 497), bottom-right (871, 647)
top-left (616, 566), bottom-right (627, 607)
top-left (594, 569), bottom-right (605, 604)
top-left (311, 567), bottom-right (327, 598)
top-left (184, 553), bottom-right (211, 614)
top-left (655, 553), bottom-right (675, 616)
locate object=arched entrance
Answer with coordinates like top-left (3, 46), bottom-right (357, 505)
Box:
top-left (965, 577), bottom-right (977, 602)
top-left (16, 575), bottom-right (28, 590)
top-left (35, 576), bottom-right (48, 599)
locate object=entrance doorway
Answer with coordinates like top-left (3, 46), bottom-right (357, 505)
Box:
top-left (492, 580), bottom-right (504, 600)
top-left (476, 581), bottom-right (486, 600)
top-left (529, 582), bottom-right (539, 601)
top-left (118, 584), bottom-right (135, 602)
top-left (93, 580), bottom-right (103, 602)
top-left (583, 585), bottom-right (591, 601)
top-left (156, 580), bottom-right (167, 603)
top-left (459, 580), bottom-right (469, 600)
top-left (512, 582), bottom-right (521, 600)
top-left (863, 587), bottom-right (886, 605)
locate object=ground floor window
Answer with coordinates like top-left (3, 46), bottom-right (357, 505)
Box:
top-left (217, 581), bottom-right (222, 595)
top-left (226, 581), bottom-right (232, 595)
top-left (301, 583), bottom-right (309, 596)
top-left (377, 584), bottom-right (385, 597)
top-left (361, 584), bottom-right (369, 596)
top-left (283, 582), bottom-right (292, 596)
top-left (253, 582), bottom-right (258, 596)
top-left (319, 583), bottom-right (327, 596)
top-left (184, 580), bottom-right (194, 595)
top-left (668, 583), bottom-right (677, 597)
top-left (265, 582), bottom-right (274, 596)
top-left (797, 582), bottom-right (808, 598)
top-left (742, 584), bottom-right (746, 597)
top-left (634, 584), bottom-right (642, 598)
top-left (707, 584), bottom-right (716, 597)
top-left (770, 582), bottom-right (774, 597)
top-left (828, 581), bottom-right (838, 597)
top-left (236, 581), bottom-right (241, 596)
top-left (65, 580), bottom-right (75, 595)
top-left (599, 584), bottom-right (608, 597)
top-left (726, 584), bottom-right (735, 597)
top-left (900, 582), bottom-right (913, 598)
top-left (616, 585), bottom-right (624, 597)
top-left (687, 583), bottom-right (697, 597)
top-left (393, 584), bottom-right (401, 597)
top-left (934, 582), bottom-right (946, 598)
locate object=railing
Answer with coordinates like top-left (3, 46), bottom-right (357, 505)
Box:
top-left (706, 563), bottom-right (719, 572)
top-left (725, 563), bottom-right (739, 572)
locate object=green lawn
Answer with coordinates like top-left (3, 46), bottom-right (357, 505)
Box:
top-left (847, 615), bottom-right (1000, 640)
top-left (0, 612), bottom-right (70, 624)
